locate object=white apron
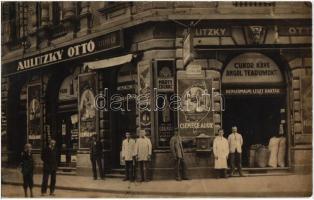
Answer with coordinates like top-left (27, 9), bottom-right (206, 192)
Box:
top-left (213, 136), bottom-right (229, 169)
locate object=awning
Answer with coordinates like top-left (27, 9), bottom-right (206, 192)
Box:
top-left (83, 54), bottom-right (135, 70)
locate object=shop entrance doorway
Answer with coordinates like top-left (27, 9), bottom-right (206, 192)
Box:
top-left (221, 52), bottom-right (288, 169)
top-left (222, 95), bottom-right (286, 167)
top-left (112, 100), bottom-right (137, 168)
top-left (56, 111), bottom-right (78, 172)
top-left (111, 64), bottom-right (137, 168)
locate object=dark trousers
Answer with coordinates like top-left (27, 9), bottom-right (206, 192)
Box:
top-left (215, 169), bottom-right (227, 178)
top-left (23, 173), bottom-right (34, 189)
top-left (125, 161), bottom-right (134, 181)
top-left (41, 170), bottom-right (56, 194)
top-left (138, 161), bottom-right (148, 181)
top-left (229, 152), bottom-right (243, 175)
top-left (175, 158), bottom-right (187, 179)
top-left (91, 158), bottom-right (104, 179)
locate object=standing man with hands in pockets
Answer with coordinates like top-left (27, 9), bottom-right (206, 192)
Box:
top-left (170, 128), bottom-right (189, 181)
top-left (228, 126), bottom-right (245, 177)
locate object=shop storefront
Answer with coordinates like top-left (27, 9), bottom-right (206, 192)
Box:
top-left (2, 18), bottom-right (311, 178)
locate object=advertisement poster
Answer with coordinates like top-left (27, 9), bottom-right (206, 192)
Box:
top-left (27, 84), bottom-right (42, 149)
top-left (157, 93), bottom-right (174, 147)
top-left (301, 76), bottom-right (312, 134)
top-left (138, 61), bottom-right (152, 135)
top-left (156, 60), bottom-right (175, 147)
top-left (177, 78), bottom-right (214, 138)
top-left (78, 73), bottom-right (97, 149)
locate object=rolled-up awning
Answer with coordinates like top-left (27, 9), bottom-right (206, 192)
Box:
top-left (83, 54), bottom-right (135, 70)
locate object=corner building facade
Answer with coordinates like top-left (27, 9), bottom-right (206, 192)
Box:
top-left (1, 2), bottom-right (312, 178)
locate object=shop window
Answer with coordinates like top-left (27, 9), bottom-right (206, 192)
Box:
top-left (51, 2), bottom-right (62, 26)
top-left (154, 60), bottom-right (176, 148)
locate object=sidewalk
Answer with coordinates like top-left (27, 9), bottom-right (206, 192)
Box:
top-left (1, 168), bottom-right (312, 197)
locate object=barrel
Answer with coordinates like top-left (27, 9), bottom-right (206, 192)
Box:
top-left (254, 146), bottom-right (270, 168)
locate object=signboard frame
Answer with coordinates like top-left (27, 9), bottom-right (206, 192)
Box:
top-left (177, 77), bottom-right (214, 139)
top-left (154, 59), bottom-right (176, 148)
top-left (182, 27), bottom-right (195, 68)
top-left (27, 83), bottom-right (42, 150)
top-left (2, 30), bottom-right (124, 76)
top-left (137, 60), bottom-right (153, 138)
top-left (78, 72), bottom-right (97, 150)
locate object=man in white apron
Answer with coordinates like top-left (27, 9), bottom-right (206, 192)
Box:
top-left (134, 130), bottom-right (152, 182)
top-left (213, 129), bottom-right (229, 178)
top-left (121, 132), bottom-right (136, 182)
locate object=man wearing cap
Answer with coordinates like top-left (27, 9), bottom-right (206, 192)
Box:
top-left (121, 132), bottom-right (136, 182)
top-left (134, 130), bottom-right (152, 182)
top-left (170, 128), bottom-right (189, 181)
top-left (90, 134), bottom-right (104, 180)
top-left (227, 126), bottom-right (244, 177)
top-left (41, 139), bottom-right (58, 196)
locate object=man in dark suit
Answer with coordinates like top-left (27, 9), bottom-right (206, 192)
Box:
top-left (90, 134), bottom-right (104, 180)
top-left (41, 139), bottom-right (58, 196)
top-left (170, 128), bottom-right (190, 181)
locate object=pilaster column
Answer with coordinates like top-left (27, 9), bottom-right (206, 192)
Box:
top-left (37, 2), bottom-right (50, 49)
top-left (62, 2), bottom-right (77, 38)
top-left (77, 2), bottom-right (92, 37)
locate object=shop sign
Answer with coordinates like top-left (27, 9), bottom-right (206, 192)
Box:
top-left (301, 76), bottom-right (312, 134)
top-left (59, 67), bottom-right (80, 101)
top-left (177, 78), bottom-right (214, 138)
top-left (222, 53), bottom-right (284, 85)
top-left (117, 64), bottom-right (137, 93)
top-left (223, 88), bottom-right (285, 96)
top-left (156, 60), bottom-right (175, 92)
top-left (3, 30), bottom-right (123, 75)
top-left (58, 75), bottom-right (78, 101)
top-left (186, 64), bottom-right (202, 75)
top-left (78, 73), bottom-right (97, 149)
top-left (194, 27), bottom-right (231, 37)
top-left (278, 26), bottom-right (311, 36)
top-left (183, 28), bottom-right (194, 67)
top-left (182, 26), bottom-right (231, 37)
top-left (27, 83), bottom-right (42, 149)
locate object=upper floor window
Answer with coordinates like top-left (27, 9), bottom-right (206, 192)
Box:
top-left (2, 2), bottom-right (28, 43)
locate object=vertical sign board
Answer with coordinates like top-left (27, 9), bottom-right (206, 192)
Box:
top-left (27, 83), bottom-right (42, 149)
top-left (78, 73), bottom-right (97, 149)
top-left (301, 76), bottom-right (312, 134)
top-left (155, 60), bottom-right (175, 147)
top-left (182, 27), bottom-right (194, 68)
top-left (138, 61), bottom-right (152, 136)
top-left (177, 78), bottom-right (214, 138)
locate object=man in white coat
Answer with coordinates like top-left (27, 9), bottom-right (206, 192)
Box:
top-left (228, 126), bottom-right (245, 177)
top-left (213, 129), bottom-right (229, 178)
top-left (121, 132), bottom-right (135, 182)
top-left (134, 130), bottom-right (152, 182)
